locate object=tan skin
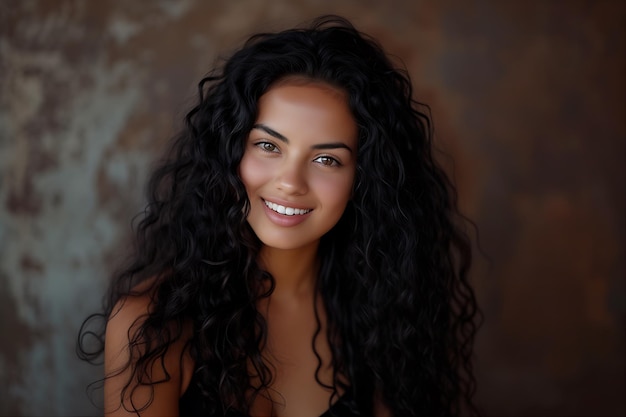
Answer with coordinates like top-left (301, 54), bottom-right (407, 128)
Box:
top-left (104, 80), bottom-right (390, 416)
top-left (248, 246), bottom-right (336, 416)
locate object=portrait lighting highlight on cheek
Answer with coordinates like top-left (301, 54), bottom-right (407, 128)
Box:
top-left (239, 81), bottom-right (357, 251)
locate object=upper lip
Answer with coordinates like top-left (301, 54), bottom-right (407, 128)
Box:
top-left (262, 197), bottom-right (313, 211)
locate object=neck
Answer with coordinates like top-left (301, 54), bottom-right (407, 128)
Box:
top-left (258, 242), bottom-right (320, 299)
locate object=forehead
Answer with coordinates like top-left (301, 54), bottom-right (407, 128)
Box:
top-left (254, 81), bottom-right (357, 144)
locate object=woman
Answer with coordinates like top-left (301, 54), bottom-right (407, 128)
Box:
top-left (78, 15), bottom-right (480, 417)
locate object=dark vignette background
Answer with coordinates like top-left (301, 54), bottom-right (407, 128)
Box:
top-left (0, 1), bottom-right (624, 416)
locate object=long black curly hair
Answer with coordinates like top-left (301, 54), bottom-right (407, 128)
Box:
top-left (78, 15), bottom-right (480, 417)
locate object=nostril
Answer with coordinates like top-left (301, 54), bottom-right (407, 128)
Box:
top-left (276, 168), bottom-right (308, 195)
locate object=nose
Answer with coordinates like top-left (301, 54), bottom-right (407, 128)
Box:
top-left (275, 159), bottom-right (308, 195)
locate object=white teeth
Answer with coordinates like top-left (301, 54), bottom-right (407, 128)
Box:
top-left (264, 200), bottom-right (311, 216)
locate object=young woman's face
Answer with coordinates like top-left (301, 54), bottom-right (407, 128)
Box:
top-left (239, 81), bottom-right (358, 251)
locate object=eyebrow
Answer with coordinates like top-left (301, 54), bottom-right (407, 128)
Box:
top-left (252, 123), bottom-right (353, 153)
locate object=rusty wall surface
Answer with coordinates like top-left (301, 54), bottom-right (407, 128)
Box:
top-left (0, 1), bottom-right (624, 416)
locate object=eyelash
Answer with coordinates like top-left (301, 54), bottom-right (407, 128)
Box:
top-left (253, 141), bottom-right (342, 167)
top-left (313, 155), bottom-right (341, 167)
top-left (256, 141), bottom-right (279, 153)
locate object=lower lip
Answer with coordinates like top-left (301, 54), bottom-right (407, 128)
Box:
top-left (262, 200), bottom-right (312, 227)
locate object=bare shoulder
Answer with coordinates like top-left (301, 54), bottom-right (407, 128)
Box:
top-left (104, 290), bottom-right (194, 416)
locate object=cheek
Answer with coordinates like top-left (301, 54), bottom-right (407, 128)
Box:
top-left (239, 154), bottom-right (266, 192)
top-left (314, 172), bottom-right (355, 207)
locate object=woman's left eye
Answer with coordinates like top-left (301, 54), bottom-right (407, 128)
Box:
top-left (313, 156), bottom-right (340, 167)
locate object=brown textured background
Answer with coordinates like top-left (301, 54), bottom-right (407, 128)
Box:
top-left (0, 1), bottom-right (624, 416)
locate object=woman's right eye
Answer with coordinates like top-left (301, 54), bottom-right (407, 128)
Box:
top-left (256, 141), bottom-right (278, 153)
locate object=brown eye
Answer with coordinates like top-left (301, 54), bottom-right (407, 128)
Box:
top-left (314, 156), bottom-right (340, 167)
top-left (256, 142), bottom-right (278, 153)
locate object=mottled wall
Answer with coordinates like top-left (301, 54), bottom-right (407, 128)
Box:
top-left (0, 1), bottom-right (623, 416)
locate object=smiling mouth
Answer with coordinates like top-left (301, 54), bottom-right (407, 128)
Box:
top-left (264, 199), bottom-right (312, 216)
